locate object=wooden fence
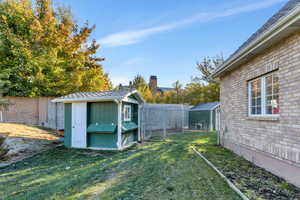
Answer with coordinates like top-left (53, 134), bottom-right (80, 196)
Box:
top-left (0, 98), bottom-right (190, 137)
top-left (0, 97), bottom-right (64, 130)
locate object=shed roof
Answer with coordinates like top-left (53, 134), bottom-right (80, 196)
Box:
top-left (52, 90), bottom-right (144, 103)
top-left (212, 0), bottom-right (300, 78)
top-left (190, 102), bottom-right (220, 111)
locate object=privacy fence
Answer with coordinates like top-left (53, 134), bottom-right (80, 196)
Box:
top-left (0, 98), bottom-right (190, 140)
top-left (140, 104), bottom-right (190, 140)
top-left (0, 97), bottom-right (64, 130)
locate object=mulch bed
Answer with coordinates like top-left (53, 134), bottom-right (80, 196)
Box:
top-left (196, 144), bottom-right (300, 200)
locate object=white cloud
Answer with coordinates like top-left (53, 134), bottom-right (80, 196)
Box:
top-left (110, 75), bottom-right (131, 86)
top-left (98, 0), bottom-right (286, 47)
top-left (108, 57), bottom-right (146, 86)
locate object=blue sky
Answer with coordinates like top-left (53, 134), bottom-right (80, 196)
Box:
top-left (53, 0), bottom-right (287, 87)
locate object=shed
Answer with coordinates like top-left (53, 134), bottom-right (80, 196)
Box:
top-left (189, 102), bottom-right (220, 131)
top-left (52, 90), bottom-right (144, 150)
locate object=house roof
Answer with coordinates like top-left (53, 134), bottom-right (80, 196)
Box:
top-left (190, 102), bottom-right (220, 111)
top-left (212, 0), bottom-right (300, 78)
top-left (158, 87), bottom-right (174, 93)
top-left (51, 90), bottom-right (144, 103)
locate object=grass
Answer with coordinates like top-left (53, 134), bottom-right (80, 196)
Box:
top-left (194, 134), bottom-right (300, 200)
top-left (0, 123), bottom-right (58, 140)
top-left (0, 132), bottom-right (241, 200)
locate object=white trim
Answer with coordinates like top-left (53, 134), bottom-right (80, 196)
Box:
top-left (122, 97), bottom-right (139, 104)
top-left (248, 72), bottom-right (280, 117)
top-left (123, 105), bottom-right (132, 122)
top-left (138, 106), bottom-right (141, 141)
top-left (52, 97), bottom-right (120, 103)
top-left (71, 102), bottom-right (87, 148)
top-left (72, 142), bottom-right (137, 151)
top-left (123, 90), bottom-right (145, 104)
top-left (210, 103), bottom-right (220, 111)
top-left (0, 111), bottom-right (3, 122)
top-left (210, 110), bottom-right (213, 131)
top-left (117, 101), bottom-right (122, 150)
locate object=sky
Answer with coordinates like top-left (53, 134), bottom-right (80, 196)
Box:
top-left (53, 0), bottom-right (288, 88)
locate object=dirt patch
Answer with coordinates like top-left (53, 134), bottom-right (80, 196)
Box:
top-left (0, 123), bottom-right (61, 167)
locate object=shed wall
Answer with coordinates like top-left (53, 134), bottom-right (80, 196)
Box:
top-left (87, 102), bottom-right (118, 149)
top-left (64, 103), bottom-right (72, 147)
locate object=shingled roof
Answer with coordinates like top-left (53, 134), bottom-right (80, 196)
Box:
top-left (190, 102), bottom-right (220, 111)
top-left (52, 90), bottom-right (144, 103)
top-left (212, 0), bottom-right (300, 78)
top-left (230, 0), bottom-right (300, 60)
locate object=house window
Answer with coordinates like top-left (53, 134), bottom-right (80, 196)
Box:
top-left (248, 71), bottom-right (279, 116)
top-left (123, 105), bottom-right (132, 121)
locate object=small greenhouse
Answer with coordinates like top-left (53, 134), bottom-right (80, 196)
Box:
top-left (52, 90), bottom-right (144, 150)
top-left (189, 102), bottom-right (220, 131)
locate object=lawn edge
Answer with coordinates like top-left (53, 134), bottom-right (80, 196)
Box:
top-left (192, 147), bottom-right (249, 200)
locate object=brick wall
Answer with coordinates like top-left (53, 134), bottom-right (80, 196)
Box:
top-left (0, 97), bottom-right (64, 130)
top-left (220, 33), bottom-right (300, 186)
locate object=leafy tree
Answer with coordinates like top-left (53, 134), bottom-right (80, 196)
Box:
top-left (0, 71), bottom-right (10, 110)
top-left (132, 75), bottom-right (147, 89)
top-left (182, 54), bottom-right (224, 105)
top-left (0, 0), bottom-right (111, 97)
top-left (195, 55), bottom-right (224, 83)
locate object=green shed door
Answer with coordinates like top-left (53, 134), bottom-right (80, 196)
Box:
top-left (64, 103), bottom-right (72, 147)
top-left (189, 110), bottom-right (211, 130)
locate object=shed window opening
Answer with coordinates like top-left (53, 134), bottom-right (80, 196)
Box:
top-left (248, 71), bottom-right (279, 116)
top-left (123, 105), bottom-right (132, 121)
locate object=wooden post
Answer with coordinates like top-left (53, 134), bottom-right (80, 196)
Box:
top-left (117, 101), bottom-right (122, 150)
top-left (138, 105), bottom-right (141, 142)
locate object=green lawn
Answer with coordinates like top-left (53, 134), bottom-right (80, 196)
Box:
top-left (0, 132), bottom-right (241, 200)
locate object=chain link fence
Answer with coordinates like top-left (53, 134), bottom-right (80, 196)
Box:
top-left (140, 104), bottom-right (190, 140)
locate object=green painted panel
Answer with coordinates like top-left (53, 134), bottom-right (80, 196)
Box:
top-left (88, 102), bottom-right (118, 125)
top-left (122, 122), bottom-right (138, 132)
top-left (212, 110), bottom-right (216, 130)
top-left (189, 110), bottom-right (211, 130)
top-left (87, 133), bottom-right (117, 149)
top-left (64, 103), bottom-right (72, 147)
top-left (87, 101), bottom-right (118, 149)
top-left (87, 124), bottom-right (117, 133)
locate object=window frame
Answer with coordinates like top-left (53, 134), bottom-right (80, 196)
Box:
top-left (123, 105), bottom-right (132, 122)
top-left (248, 71), bottom-right (279, 117)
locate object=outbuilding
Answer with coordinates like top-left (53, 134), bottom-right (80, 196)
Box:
top-left (52, 90), bottom-right (144, 150)
top-left (189, 102), bottom-right (220, 131)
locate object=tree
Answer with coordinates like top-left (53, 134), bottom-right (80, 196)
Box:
top-left (196, 55), bottom-right (224, 83)
top-left (173, 80), bottom-right (183, 104)
top-left (0, 0), bottom-right (111, 97)
top-left (132, 75), bottom-right (147, 89)
top-left (0, 71), bottom-right (11, 110)
top-left (183, 54), bottom-right (224, 105)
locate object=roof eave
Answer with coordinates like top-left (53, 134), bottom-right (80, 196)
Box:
top-left (51, 97), bottom-right (122, 103)
top-left (211, 6), bottom-right (300, 79)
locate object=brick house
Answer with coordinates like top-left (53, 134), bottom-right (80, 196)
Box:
top-left (211, 0), bottom-right (300, 187)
